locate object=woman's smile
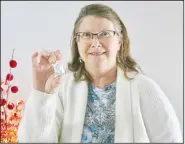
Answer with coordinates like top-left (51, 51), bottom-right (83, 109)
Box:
top-left (88, 52), bottom-right (106, 56)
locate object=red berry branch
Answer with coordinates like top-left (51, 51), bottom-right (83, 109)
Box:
top-left (1, 49), bottom-right (25, 143)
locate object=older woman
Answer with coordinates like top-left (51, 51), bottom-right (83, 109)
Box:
top-left (18, 3), bottom-right (182, 143)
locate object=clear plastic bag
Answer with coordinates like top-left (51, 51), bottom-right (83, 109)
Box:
top-left (53, 61), bottom-right (66, 77)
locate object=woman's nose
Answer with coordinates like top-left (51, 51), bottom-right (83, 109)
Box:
top-left (91, 37), bottom-right (102, 48)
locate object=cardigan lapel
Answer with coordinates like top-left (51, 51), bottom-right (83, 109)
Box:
top-left (114, 67), bottom-right (134, 142)
top-left (70, 80), bottom-right (88, 142)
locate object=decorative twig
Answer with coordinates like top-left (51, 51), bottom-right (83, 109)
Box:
top-left (5, 48), bottom-right (15, 140)
top-left (1, 48), bottom-right (24, 143)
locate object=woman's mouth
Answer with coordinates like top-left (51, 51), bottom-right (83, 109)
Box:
top-left (89, 52), bottom-right (106, 56)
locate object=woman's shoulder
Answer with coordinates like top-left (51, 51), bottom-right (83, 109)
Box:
top-left (130, 72), bottom-right (163, 94)
top-left (132, 73), bottom-right (182, 142)
top-left (132, 72), bottom-right (158, 86)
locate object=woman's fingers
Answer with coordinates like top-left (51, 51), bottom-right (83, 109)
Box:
top-left (48, 52), bottom-right (57, 64)
top-left (32, 49), bottom-right (62, 69)
top-left (32, 52), bottom-right (38, 59)
top-left (32, 49), bottom-right (63, 93)
top-left (56, 53), bottom-right (62, 61)
top-left (37, 51), bottom-right (51, 64)
top-left (45, 74), bottom-right (62, 94)
top-left (53, 75), bottom-right (62, 87)
top-left (32, 52), bottom-right (39, 67)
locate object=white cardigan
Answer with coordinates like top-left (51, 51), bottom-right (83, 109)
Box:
top-left (18, 67), bottom-right (182, 143)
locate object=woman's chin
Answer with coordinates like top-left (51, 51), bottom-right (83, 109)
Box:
top-left (87, 62), bottom-right (106, 70)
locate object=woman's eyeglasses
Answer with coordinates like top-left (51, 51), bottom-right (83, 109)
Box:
top-left (75, 30), bottom-right (119, 42)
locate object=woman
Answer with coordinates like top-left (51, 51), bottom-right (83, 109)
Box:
top-left (18, 3), bottom-right (182, 143)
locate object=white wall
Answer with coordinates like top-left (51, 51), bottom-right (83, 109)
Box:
top-left (1, 1), bottom-right (183, 132)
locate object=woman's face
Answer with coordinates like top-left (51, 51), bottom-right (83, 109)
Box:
top-left (77, 16), bottom-right (121, 73)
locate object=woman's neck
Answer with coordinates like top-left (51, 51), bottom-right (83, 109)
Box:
top-left (88, 65), bottom-right (117, 89)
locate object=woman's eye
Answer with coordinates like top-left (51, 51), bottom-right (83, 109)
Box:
top-left (99, 32), bottom-right (110, 37)
top-left (82, 33), bottom-right (92, 38)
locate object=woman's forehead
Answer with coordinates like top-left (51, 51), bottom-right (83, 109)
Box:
top-left (78, 16), bottom-right (115, 32)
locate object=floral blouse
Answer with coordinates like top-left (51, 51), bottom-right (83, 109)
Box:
top-left (81, 82), bottom-right (116, 143)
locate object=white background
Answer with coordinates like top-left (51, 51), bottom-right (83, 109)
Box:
top-left (1, 1), bottom-right (183, 132)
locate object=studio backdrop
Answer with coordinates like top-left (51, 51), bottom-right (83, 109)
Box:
top-left (1, 1), bottom-right (183, 132)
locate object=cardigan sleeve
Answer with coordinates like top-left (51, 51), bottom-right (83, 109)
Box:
top-left (18, 88), bottom-right (64, 143)
top-left (138, 75), bottom-right (182, 143)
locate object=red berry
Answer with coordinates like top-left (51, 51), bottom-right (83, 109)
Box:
top-left (9, 60), bottom-right (17, 68)
top-left (11, 86), bottom-right (18, 93)
top-left (0, 98), bottom-right (7, 106)
top-left (14, 113), bottom-right (17, 117)
top-left (7, 103), bottom-right (14, 110)
top-left (6, 73), bottom-right (14, 81)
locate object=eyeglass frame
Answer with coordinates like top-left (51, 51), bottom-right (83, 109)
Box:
top-left (74, 30), bottom-right (120, 42)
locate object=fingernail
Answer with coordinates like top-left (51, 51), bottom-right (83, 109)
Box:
top-left (55, 50), bottom-right (61, 55)
top-left (55, 75), bottom-right (60, 79)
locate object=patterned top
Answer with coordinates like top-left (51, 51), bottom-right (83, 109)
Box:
top-left (81, 82), bottom-right (116, 143)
